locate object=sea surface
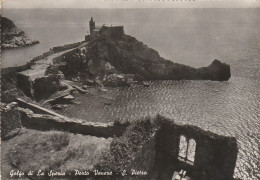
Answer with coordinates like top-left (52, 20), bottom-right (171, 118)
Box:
top-left (1, 8), bottom-right (260, 179)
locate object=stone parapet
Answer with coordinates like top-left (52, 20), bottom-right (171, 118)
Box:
top-left (18, 107), bottom-right (128, 138)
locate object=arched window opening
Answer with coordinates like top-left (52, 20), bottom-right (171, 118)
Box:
top-left (178, 136), bottom-right (196, 165)
top-left (178, 135), bottom-right (187, 159)
top-left (187, 139), bottom-right (196, 163)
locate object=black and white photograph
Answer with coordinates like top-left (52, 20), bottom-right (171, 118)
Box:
top-left (1, 0), bottom-right (260, 179)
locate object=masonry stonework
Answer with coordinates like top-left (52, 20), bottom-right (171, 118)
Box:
top-left (155, 117), bottom-right (238, 180)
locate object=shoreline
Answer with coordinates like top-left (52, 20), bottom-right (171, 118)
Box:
top-left (1, 40), bottom-right (40, 50)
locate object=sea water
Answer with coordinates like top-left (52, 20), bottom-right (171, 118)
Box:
top-left (1, 8), bottom-right (260, 179)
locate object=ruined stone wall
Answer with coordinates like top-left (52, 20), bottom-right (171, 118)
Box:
top-left (1, 102), bottom-right (21, 140)
top-left (18, 107), bottom-right (128, 138)
top-left (32, 75), bottom-right (60, 101)
top-left (16, 73), bottom-right (60, 101)
top-left (176, 125), bottom-right (237, 180)
top-left (155, 117), bottom-right (238, 180)
top-left (16, 98), bottom-right (67, 117)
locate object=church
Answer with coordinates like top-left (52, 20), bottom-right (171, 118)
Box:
top-left (85, 17), bottom-right (124, 40)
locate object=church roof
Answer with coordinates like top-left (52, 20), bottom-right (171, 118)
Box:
top-left (103, 24), bottom-right (123, 27)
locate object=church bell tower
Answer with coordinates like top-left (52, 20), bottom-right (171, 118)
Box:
top-left (89, 17), bottom-right (95, 37)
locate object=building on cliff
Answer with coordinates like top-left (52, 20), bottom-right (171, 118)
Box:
top-left (86, 17), bottom-right (124, 40)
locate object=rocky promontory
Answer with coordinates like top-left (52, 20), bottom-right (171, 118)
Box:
top-left (1, 16), bottom-right (39, 49)
top-left (56, 32), bottom-right (231, 83)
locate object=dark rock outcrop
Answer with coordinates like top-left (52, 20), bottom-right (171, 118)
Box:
top-left (103, 73), bottom-right (133, 87)
top-left (197, 59), bottom-right (231, 81)
top-left (1, 16), bottom-right (39, 49)
top-left (57, 33), bottom-right (231, 82)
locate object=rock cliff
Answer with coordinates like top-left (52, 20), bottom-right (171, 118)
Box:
top-left (1, 16), bottom-right (39, 49)
top-left (57, 33), bottom-right (231, 82)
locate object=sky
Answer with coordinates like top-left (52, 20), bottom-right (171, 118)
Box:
top-left (1, 0), bottom-right (260, 9)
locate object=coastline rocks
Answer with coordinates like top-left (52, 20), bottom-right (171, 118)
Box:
top-left (1, 16), bottom-right (39, 49)
top-left (197, 59), bottom-right (231, 81)
top-left (101, 35), bottom-right (231, 81)
top-left (103, 74), bottom-right (132, 87)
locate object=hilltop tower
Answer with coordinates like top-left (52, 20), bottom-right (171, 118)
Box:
top-left (89, 17), bottom-right (95, 36)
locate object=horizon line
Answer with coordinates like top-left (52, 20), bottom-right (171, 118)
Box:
top-left (2, 7), bottom-right (260, 9)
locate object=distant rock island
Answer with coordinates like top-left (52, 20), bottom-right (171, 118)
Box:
top-left (1, 16), bottom-right (39, 49)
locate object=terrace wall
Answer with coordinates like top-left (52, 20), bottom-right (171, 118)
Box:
top-left (18, 107), bottom-right (128, 138)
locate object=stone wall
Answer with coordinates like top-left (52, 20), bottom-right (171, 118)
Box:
top-left (52, 41), bottom-right (84, 53)
top-left (16, 73), bottom-right (60, 100)
top-left (53, 48), bottom-right (80, 64)
top-left (16, 98), bottom-right (67, 118)
top-left (32, 75), bottom-right (60, 101)
top-left (155, 117), bottom-right (238, 180)
top-left (18, 107), bottom-right (128, 138)
top-left (1, 102), bottom-right (21, 140)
